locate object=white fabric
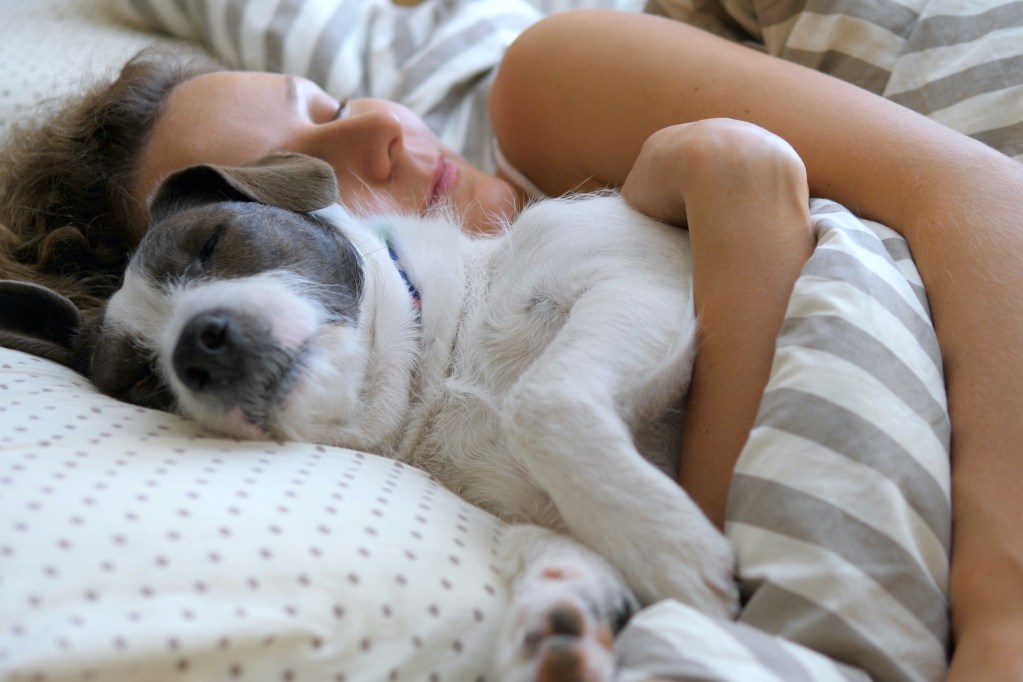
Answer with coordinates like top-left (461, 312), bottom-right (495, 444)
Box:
top-left (0, 346), bottom-right (508, 680)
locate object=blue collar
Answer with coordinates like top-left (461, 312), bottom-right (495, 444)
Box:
top-left (387, 244), bottom-right (421, 315)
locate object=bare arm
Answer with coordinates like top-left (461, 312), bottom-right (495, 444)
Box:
top-left (491, 9), bottom-right (1023, 678)
top-left (621, 119), bottom-right (813, 529)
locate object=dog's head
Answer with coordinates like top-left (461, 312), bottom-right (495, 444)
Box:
top-left (2, 152), bottom-right (417, 446)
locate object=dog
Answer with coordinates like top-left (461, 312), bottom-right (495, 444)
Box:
top-left (0, 152), bottom-right (738, 681)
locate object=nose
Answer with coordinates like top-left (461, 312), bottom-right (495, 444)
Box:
top-left (173, 311), bottom-right (243, 393)
top-left (316, 109), bottom-right (405, 184)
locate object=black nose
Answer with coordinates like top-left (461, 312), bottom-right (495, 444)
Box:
top-left (172, 311), bottom-right (240, 393)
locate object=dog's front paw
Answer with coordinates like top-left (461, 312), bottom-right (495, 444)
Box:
top-left (610, 503), bottom-right (740, 619)
top-left (495, 526), bottom-right (639, 682)
top-left (684, 530), bottom-right (740, 618)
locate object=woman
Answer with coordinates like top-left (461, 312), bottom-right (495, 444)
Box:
top-left (1, 9), bottom-right (1021, 679)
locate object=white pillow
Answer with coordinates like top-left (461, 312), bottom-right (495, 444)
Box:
top-left (0, 347), bottom-right (508, 680)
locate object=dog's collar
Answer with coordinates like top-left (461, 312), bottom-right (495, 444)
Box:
top-left (387, 243), bottom-right (422, 316)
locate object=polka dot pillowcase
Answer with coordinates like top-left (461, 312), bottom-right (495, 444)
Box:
top-left (0, 346), bottom-right (507, 681)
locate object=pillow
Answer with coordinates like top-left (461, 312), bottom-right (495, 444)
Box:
top-left (612, 199), bottom-right (950, 682)
top-left (0, 346), bottom-right (508, 681)
top-left (648, 0), bottom-right (1023, 161)
top-left (0, 0), bottom-right (195, 141)
top-left (616, 600), bottom-right (871, 682)
top-left (726, 200), bottom-right (950, 682)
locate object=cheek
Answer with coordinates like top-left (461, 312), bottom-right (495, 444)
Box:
top-left (339, 179), bottom-right (406, 216)
top-left (343, 189), bottom-right (397, 216)
top-left (464, 175), bottom-right (521, 233)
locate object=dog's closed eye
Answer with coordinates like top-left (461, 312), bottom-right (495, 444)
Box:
top-left (184, 224), bottom-right (227, 279)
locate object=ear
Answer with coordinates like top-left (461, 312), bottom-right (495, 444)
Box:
top-left (0, 279), bottom-right (86, 371)
top-left (150, 151), bottom-right (340, 220)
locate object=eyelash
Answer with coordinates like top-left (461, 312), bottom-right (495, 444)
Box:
top-left (334, 100), bottom-right (349, 120)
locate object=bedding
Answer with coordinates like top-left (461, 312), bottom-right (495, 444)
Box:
top-left (10, 0), bottom-right (1023, 679)
top-left (648, 0), bottom-right (1023, 162)
top-left (0, 204), bottom-right (947, 682)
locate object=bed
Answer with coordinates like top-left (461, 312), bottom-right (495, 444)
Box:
top-left (2, 0), bottom-right (1021, 679)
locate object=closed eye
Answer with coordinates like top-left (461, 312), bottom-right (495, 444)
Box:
top-left (184, 224), bottom-right (227, 278)
top-left (334, 99), bottom-right (349, 121)
top-left (197, 224), bottom-right (225, 265)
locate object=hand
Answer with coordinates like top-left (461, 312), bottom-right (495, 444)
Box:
top-left (621, 119), bottom-right (807, 229)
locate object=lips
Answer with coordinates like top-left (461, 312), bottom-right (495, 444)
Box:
top-left (428, 156), bottom-right (458, 209)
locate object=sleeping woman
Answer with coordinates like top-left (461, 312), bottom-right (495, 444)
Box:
top-left (1, 9), bottom-right (1022, 680)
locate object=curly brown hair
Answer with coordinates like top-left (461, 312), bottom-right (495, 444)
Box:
top-left (0, 46), bottom-right (222, 309)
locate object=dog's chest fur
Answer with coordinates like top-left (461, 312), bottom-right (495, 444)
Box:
top-left (376, 196), bottom-right (692, 526)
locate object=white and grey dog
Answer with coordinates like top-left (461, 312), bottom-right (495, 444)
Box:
top-left (0, 152), bottom-right (737, 681)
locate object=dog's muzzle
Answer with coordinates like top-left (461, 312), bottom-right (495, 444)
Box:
top-left (172, 307), bottom-right (302, 424)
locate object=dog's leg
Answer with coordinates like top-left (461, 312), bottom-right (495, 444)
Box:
top-left (494, 524), bottom-right (639, 682)
top-left (502, 280), bottom-right (739, 618)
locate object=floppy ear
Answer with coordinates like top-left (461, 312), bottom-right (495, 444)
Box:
top-left (0, 279), bottom-right (86, 371)
top-left (150, 151), bottom-right (340, 220)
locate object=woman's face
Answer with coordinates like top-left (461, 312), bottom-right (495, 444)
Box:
top-left (138, 71), bottom-right (522, 233)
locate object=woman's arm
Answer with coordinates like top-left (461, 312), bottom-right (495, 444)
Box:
top-left (621, 119), bottom-right (813, 530)
top-left (491, 9), bottom-right (1023, 678)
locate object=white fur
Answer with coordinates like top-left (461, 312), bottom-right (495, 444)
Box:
top-left (105, 193), bottom-right (739, 681)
